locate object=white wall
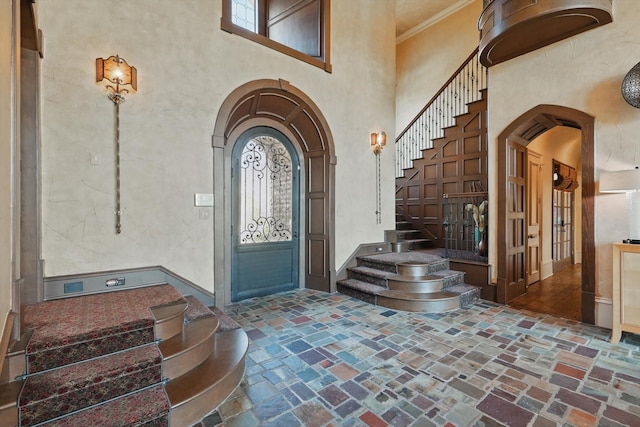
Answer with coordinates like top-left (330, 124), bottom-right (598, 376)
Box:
top-left (488, 1), bottom-right (640, 313)
top-left (37, 0), bottom-right (397, 292)
top-left (0, 0), bottom-right (16, 336)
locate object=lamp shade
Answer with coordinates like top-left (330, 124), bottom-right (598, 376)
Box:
top-left (600, 168), bottom-right (640, 192)
top-left (601, 167), bottom-right (640, 242)
top-left (622, 62), bottom-right (640, 108)
top-left (96, 55), bottom-right (137, 91)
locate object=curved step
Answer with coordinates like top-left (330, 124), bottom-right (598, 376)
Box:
top-left (376, 290), bottom-right (459, 313)
top-left (152, 301), bottom-right (188, 340)
top-left (397, 262), bottom-right (428, 277)
top-left (159, 316), bottom-right (219, 380)
top-left (166, 328), bottom-right (249, 426)
top-left (387, 275), bottom-right (444, 293)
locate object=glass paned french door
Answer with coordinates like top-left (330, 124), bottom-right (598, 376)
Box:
top-left (552, 189), bottom-right (573, 272)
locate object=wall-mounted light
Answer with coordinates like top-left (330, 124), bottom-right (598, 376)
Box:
top-left (370, 131), bottom-right (386, 224)
top-left (96, 55), bottom-right (137, 234)
top-left (371, 131), bottom-right (386, 155)
top-left (600, 166), bottom-right (640, 243)
top-left (96, 55), bottom-right (137, 104)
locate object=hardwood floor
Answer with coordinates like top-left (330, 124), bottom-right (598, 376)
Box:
top-left (508, 263), bottom-right (581, 321)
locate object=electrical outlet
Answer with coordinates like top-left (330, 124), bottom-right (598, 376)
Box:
top-left (199, 209), bottom-right (210, 220)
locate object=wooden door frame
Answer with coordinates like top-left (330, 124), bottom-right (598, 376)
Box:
top-left (212, 79), bottom-right (336, 308)
top-left (497, 104), bottom-right (595, 324)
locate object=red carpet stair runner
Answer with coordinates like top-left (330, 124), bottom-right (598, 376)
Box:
top-left (1, 284), bottom-right (248, 426)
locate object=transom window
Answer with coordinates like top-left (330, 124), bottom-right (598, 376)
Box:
top-left (222, 0), bottom-right (331, 72)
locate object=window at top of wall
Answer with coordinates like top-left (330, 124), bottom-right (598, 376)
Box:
top-left (222, 0), bottom-right (332, 73)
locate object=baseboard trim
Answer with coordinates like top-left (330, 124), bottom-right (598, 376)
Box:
top-left (43, 266), bottom-right (215, 307)
top-left (595, 296), bottom-right (613, 329)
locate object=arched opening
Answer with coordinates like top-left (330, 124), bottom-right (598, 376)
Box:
top-left (212, 79), bottom-right (336, 307)
top-left (496, 104), bottom-right (595, 324)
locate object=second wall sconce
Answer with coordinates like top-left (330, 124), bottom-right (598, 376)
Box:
top-left (371, 130), bottom-right (386, 224)
top-left (371, 131), bottom-right (387, 156)
top-left (371, 131), bottom-right (386, 155)
top-left (96, 55), bottom-right (137, 234)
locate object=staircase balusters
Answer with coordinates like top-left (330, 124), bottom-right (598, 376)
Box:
top-left (396, 49), bottom-right (488, 178)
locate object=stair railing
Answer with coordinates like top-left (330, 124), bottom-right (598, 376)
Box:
top-left (442, 191), bottom-right (488, 261)
top-left (395, 48), bottom-right (488, 177)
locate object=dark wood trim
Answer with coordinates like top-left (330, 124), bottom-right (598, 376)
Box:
top-left (479, 0), bottom-right (613, 67)
top-left (496, 104), bottom-right (595, 324)
top-left (220, 0), bottom-right (331, 73)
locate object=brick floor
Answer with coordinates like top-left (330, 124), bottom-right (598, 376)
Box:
top-left (193, 290), bottom-right (640, 427)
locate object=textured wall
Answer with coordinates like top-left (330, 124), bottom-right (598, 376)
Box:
top-left (37, 0), bottom-right (397, 292)
top-left (488, 0), bottom-right (640, 305)
top-left (395, 0), bottom-right (483, 133)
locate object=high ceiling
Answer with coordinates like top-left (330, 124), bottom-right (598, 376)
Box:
top-left (395, 0), bottom-right (475, 39)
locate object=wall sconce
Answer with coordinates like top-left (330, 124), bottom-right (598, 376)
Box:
top-left (371, 131), bottom-right (386, 155)
top-left (371, 131), bottom-right (386, 224)
top-left (600, 166), bottom-right (640, 243)
top-left (96, 55), bottom-right (137, 104)
top-left (96, 55), bottom-right (137, 234)
top-left (622, 62), bottom-right (640, 108)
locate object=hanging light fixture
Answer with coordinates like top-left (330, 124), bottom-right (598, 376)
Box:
top-left (96, 55), bottom-right (137, 234)
top-left (622, 61), bottom-right (640, 108)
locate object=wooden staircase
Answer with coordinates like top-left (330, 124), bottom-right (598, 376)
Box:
top-left (0, 288), bottom-right (248, 427)
top-left (336, 251), bottom-right (480, 313)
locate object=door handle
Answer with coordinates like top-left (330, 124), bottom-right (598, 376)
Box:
top-left (528, 234), bottom-right (537, 239)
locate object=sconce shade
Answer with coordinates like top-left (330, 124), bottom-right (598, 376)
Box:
top-left (600, 168), bottom-right (640, 192)
top-left (370, 131), bottom-right (386, 155)
top-left (96, 55), bottom-right (137, 105)
top-left (600, 167), bottom-right (640, 242)
top-left (622, 62), bottom-right (640, 108)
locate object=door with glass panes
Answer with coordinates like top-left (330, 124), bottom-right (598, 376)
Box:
top-left (552, 188), bottom-right (574, 272)
top-left (231, 127), bottom-right (300, 302)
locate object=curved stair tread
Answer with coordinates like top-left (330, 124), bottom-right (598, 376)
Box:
top-left (348, 266), bottom-right (395, 279)
top-left (397, 261), bottom-right (428, 267)
top-left (166, 328), bottom-right (249, 426)
top-left (377, 290), bottom-right (459, 301)
top-left (159, 316), bottom-right (219, 358)
top-left (159, 316), bottom-right (219, 380)
top-left (337, 279), bottom-right (386, 293)
top-left (389, 275), bottom-right (443, 283)
top-left (152, 301), bottom-right (188, 341)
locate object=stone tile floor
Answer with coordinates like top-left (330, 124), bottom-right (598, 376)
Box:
top-left (194, 290), bottom-right (640, 426)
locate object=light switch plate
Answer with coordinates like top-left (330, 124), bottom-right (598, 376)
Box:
top-left (194, 193), bottom-right (214, 207)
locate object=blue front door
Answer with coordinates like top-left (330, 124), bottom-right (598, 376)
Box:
top-left (231, 127), bottom-right (300, 302)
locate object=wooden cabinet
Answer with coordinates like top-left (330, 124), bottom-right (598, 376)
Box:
top-left (611, 244), bottom-right (640, 343)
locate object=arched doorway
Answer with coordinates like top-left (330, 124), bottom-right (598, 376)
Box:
top-left (496, 104), bottom-right (595, 324)
top-left (212, 79), bottom-right (336, 308)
